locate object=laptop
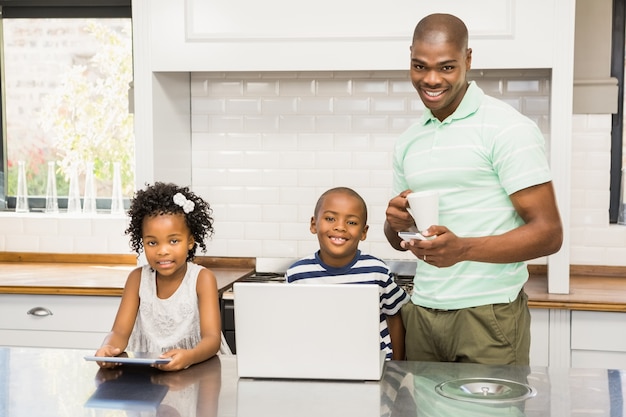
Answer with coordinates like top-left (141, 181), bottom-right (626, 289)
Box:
top-left (233, 282), bottom-right (385, 381)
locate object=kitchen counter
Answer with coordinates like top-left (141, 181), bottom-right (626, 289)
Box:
top-left (0, 255), bottom-right (255, 296)
top-left (0, 255), bottom-right (624, 311)
top-left (1, 346), bottom-right (622, 417)
top-left (525, 265), bottom-right (626, 312)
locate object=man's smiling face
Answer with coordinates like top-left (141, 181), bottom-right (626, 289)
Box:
top-left (409, 32), bottom-right (472, 122)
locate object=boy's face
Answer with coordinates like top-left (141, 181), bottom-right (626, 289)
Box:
top-left (310, 192), bottom-right (368, 268)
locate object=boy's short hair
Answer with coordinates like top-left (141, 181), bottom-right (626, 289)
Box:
top-left (314, 187), bottom-right (368, 224)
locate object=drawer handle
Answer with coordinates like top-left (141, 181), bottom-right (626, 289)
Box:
top-left (27, 307), bottom-right (53, 317)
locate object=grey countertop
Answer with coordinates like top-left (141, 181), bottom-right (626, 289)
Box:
top-left (1, 346), bottom-right (622, 417)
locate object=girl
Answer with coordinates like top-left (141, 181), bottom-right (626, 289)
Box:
top-left (95, 182), bottom-right (222, 371)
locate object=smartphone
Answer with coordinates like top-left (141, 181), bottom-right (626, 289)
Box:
top-left (398, 231), bottom-right (428, 241)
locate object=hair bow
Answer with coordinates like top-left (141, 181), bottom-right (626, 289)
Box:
top-left (173, 192), bottom-right (195, 214)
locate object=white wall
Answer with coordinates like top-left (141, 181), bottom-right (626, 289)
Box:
top-left (0, 213), bottom-right (128, 254)
top-left (570, 114), bottom-right (626, 264)
top-left (190, 70), bottom-right (552, 262)
top-left (2, 69), bottom-right (624, 267)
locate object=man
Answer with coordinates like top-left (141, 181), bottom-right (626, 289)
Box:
top-left (384, 13), bottom-right (563, 365)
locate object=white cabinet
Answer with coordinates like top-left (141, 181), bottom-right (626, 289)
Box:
top-left (571, 310), bottom-right (626, 369)
top-left (0, 294), bottom-right (119, 349)
top-left (138, 0), bottom-right (560, 71)
top-left (530, 309), bottom-right (626, 369)
top-left (530, 308), bottom-right (550, 367)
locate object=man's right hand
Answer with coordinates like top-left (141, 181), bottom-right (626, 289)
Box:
top-left (384, 190), bottom-right (416, 249)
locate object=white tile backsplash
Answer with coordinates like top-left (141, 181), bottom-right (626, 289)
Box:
top-left (4, 69), bottom-right (625, 267)
top-left (0, 213), bottom-right (131, 255)
top-left (38, 235), bottom-right (72, 253)
top-left (188, 70), bottom-right (551, 264)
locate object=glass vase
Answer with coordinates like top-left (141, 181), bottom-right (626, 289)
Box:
top-left (15, 160), bottom-right (29, 213)
top-left (45, 161), bottom-right (59, 214)
top-left (82, 161), bottom-right (97, 214)
top-left (67, 165), bottom-right (82, 215)
top-left (110, 162), bottom-right (125, 215)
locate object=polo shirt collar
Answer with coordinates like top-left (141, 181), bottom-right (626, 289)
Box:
top-left (419, 80), bottom-right (483, 125)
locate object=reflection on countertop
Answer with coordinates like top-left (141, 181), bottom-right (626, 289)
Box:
top-left (1, 346), bottom-right (624, 417)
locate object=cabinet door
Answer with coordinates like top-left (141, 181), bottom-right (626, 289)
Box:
top-left (571, 310), bottom-right (626, 369)
top-left (0, 329), bottom-right (112, 349)
top-left (0, 294), bottom-right (120, 349)
top-left (530, 308), bottom-right (550, 367)
top-left (145, 0), bottom-right (558, 71)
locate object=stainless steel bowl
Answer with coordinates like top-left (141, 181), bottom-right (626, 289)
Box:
top-left (435, 377), bottom-right (537, 404)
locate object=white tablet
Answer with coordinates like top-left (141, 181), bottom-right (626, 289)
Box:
top-left (84, 352), bottom-right (172, 365)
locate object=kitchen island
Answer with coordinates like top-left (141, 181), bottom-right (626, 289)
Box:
top-left (0, 346), bottom-right (622, 417)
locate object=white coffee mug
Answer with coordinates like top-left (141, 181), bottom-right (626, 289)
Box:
top-left (406, 190), bottom-right (439, 232)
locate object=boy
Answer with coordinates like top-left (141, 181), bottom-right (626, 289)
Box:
top-left (286, 187), bottom-right (410, 360)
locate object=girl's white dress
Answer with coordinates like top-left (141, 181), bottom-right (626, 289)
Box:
top-left (127, 262), bottom-right (202, 352)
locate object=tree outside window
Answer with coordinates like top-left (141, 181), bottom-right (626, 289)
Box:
top-left (3, 17), bottom-right (134, 209)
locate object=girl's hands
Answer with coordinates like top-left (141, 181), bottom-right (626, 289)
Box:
top-left (94, 344), bottom-right (122, 368)
top-left (154, 349), bottom-right (193, 371)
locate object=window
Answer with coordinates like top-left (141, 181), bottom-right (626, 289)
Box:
top-left (0, 1), bottom-right (133, 212)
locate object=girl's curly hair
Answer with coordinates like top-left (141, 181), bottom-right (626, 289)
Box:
top-left (125, 182), bottom-right (214, 262)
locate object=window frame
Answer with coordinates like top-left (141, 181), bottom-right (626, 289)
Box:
top-left (611, 0), bottom-right (625, 223)
top-left (0, 0), bottom-right (131, 211)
